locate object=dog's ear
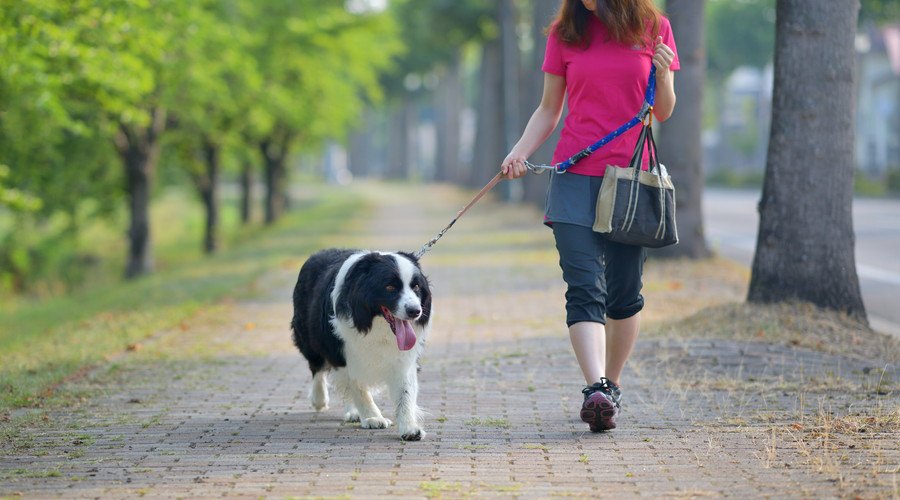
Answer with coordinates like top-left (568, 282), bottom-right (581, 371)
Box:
top-left (397, 251), bottom-right (420, 267)
top-left (416, 274), bottom-right (432, 327)
top-left (347, 290), bottom-right (375, 333)
top-left (338, 253), bottom-right (384, 333)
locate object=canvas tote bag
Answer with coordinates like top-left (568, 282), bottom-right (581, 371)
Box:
top-left (592, 123), bottom-right (678, 248)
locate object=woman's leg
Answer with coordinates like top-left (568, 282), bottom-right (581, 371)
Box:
top-left (552, 222), bottom-right (609, 386)
top-left (604, 241), bottom-right (647, 388)
top-left (569, 321), bottom-right (606, 385)
top-left (552, 222), bottom-right (618, 431)
top-left (605, 313), bottom-right (640, 385)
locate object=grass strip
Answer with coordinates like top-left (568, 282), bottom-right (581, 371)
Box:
top-left (0, 185), bottom-right (365, 410)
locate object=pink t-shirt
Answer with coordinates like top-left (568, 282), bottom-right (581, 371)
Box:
top-left (542, 15), bottom-right (679, 176)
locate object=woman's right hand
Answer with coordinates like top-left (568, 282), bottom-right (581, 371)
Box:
top-left (501, 151), bottom-right (528, 179)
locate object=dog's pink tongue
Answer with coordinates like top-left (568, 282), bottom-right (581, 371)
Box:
top-left (394, 318), bottom-right (417, 351)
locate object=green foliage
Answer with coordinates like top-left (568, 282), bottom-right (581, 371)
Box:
top-left (706, 0), bottom-right (775, 78)
top-left (854, 170), bottom-right (888, 197)
top-left (384, 0), bottom-right (496, 97)
top-left (240, 0), bottom-right (402, 147)
top-left (0, 0), bottom-right (405, 292)
top-left (705, 168), bottom-right (764, 189)
top-left (860, 0), bottom-right (900, 24)
top-left (0, 165), bottom-right (42, 212)
top-left (886, 168), bottom-right (900, 194)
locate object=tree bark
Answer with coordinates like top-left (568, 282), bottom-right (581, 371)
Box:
top-left (115, 107), bottom-right (166, 279)
top-left (434, 53), bottom-right (463, 183)
top-left (654, 0), bottom-right (711, 259)
top-left (499, 0), bottom-right (522, 202)
top-left (747, 0), bottom-right (866, 321)
top-left (385, 104), bottom-right (408, 179)
top-left (240, 162), bottom-right (252, 225)
top-left (403, 99), bottom-right (418, 180)
top-left (200, 138), bottom-right (220, 254)
top-left (260, 129), bottom-right (291, 224)
top-left (347, 110), bottom-right (374, 179)
top-left (471, 31), bottom-right (504, 188)
top-left (522, 0), bottom-right (561, 206)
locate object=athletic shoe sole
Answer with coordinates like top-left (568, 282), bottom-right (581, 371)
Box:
top-left (581, 391), bottom-right (617, 432)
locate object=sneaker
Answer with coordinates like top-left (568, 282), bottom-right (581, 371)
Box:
top-left (580, 377), bottom-right (621, 432)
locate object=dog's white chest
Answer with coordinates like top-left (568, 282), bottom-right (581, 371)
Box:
top-left (338, 322), bottom-right (418, 386)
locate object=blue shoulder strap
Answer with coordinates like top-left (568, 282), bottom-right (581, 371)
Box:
top-left (527, 65), bottom-right (657, 174)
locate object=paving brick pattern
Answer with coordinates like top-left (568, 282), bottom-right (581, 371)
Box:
top-left (1, 183), bottom-right (897, 498)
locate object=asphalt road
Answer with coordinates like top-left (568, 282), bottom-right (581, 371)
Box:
top-left (703, 187), bottom-right (900, 337)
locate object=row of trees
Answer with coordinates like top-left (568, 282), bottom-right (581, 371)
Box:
top-left (1, 0), bottom-right (401, 286)
top-left (360, 0), bottom-right (870, 322)
top-left (1, 0), bottom-right (884, 324)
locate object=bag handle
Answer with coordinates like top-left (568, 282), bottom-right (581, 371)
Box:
top-left (645, 125), bottom-right (662, 178)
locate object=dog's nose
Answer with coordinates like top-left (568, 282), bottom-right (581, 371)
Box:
top-left (405, 305), bottom-right (422, 318)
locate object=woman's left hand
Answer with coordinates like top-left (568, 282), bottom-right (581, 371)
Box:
top-left (653, 36), bottom-right (675, 73)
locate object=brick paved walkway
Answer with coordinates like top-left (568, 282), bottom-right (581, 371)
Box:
top-left (1, 183), bottom-right (897, 498)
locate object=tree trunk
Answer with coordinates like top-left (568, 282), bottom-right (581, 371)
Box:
top-left (260, 132), bottom-right (290, 224)
top-left (200, 138), bottom-right (220, 254)
top-left (403, 99), bottom-right (418, 180)
top-left (522, 0), bottom-right (561, 206)
top-left (348, 110), bottom-right (374, 178)
top-left (654, 0), bottom-right (711, 259)
top-left (499, 0), bottom-right (521, 202)
top-left (240, 162), bottom-right (252, 225)
top-left (434, 53), bottom-right (463, 183)
top-left (115, 107), bottom-right (166, 279)
top-left (386, 104), bottom-right (407, 179)
top-left (262, 156), bottom-right (284, 225)
top-left (471, 31), bottom-right (504, 188)
top-left (747, 0), bottom-right (866, 321)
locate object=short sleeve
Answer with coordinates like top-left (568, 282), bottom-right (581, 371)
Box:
top-left (660, 16), bottom-right (680, 71)
top-left (541, 29), bottom-right (566, 76)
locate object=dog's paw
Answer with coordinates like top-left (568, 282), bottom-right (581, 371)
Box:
top-left (361, 417), bottom-right (393, 429)
top-left (400, 427), bottom-right (425, 441)
top-left (344, 410), bottom-right (361, 423)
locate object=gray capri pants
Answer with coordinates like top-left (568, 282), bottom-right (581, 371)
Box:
top-left (545, 172), bottom-right (646, 327)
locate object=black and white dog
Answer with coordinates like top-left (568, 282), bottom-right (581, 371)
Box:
top-left (291, 249), bottom-right (432, 441)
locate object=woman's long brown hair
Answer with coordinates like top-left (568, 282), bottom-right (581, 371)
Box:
top-left (549, 0), bottom-right (661, 48)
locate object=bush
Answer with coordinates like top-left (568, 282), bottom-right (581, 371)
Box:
top-left (705, 167), bottom-right (764, 189)
top-left (854, 171), bottom-right (887, 197)
top-left (0, 212), bottom-right (97, 297)
top-left (885, 167), bottom-right (900, 194)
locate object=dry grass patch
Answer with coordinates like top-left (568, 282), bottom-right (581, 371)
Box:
top-left (649, 300), bottom-right (899, 363)
top-left (641, 256), bottom-right (749, 326)
top-left (757, 402), bottom-right (900, 494)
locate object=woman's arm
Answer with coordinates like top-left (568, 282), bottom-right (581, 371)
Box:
top-left (501, 73), bottom-right (567, 179)
top-left (652, 36), bottom-right (677, 122)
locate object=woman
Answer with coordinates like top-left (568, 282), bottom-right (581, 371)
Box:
top-left (501, 0), bottom-right (678, 432)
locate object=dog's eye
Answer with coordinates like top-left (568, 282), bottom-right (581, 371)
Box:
top-left (413, 284), bottom-right (421, 292)
top-left (386, 285), bottom-right (397, 292)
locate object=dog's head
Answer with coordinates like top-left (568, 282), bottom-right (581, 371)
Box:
top-left (333, 251), bottom-right (431, 351)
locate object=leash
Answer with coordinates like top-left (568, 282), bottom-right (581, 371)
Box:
top-left (414, 66), bottom-right (658, 259)
top-left (414, 171), bottom-right (504, 259)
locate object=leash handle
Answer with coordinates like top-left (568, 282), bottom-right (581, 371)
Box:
top-left (414, 171), bottom-right (504, 259)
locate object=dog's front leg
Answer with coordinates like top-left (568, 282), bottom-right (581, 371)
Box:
top-left (348, 384), bottom-right (392, 429)
top-left (391, 367), bottom-right (425, 441)
top-left (332, 370), bottom-right (391, 428)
